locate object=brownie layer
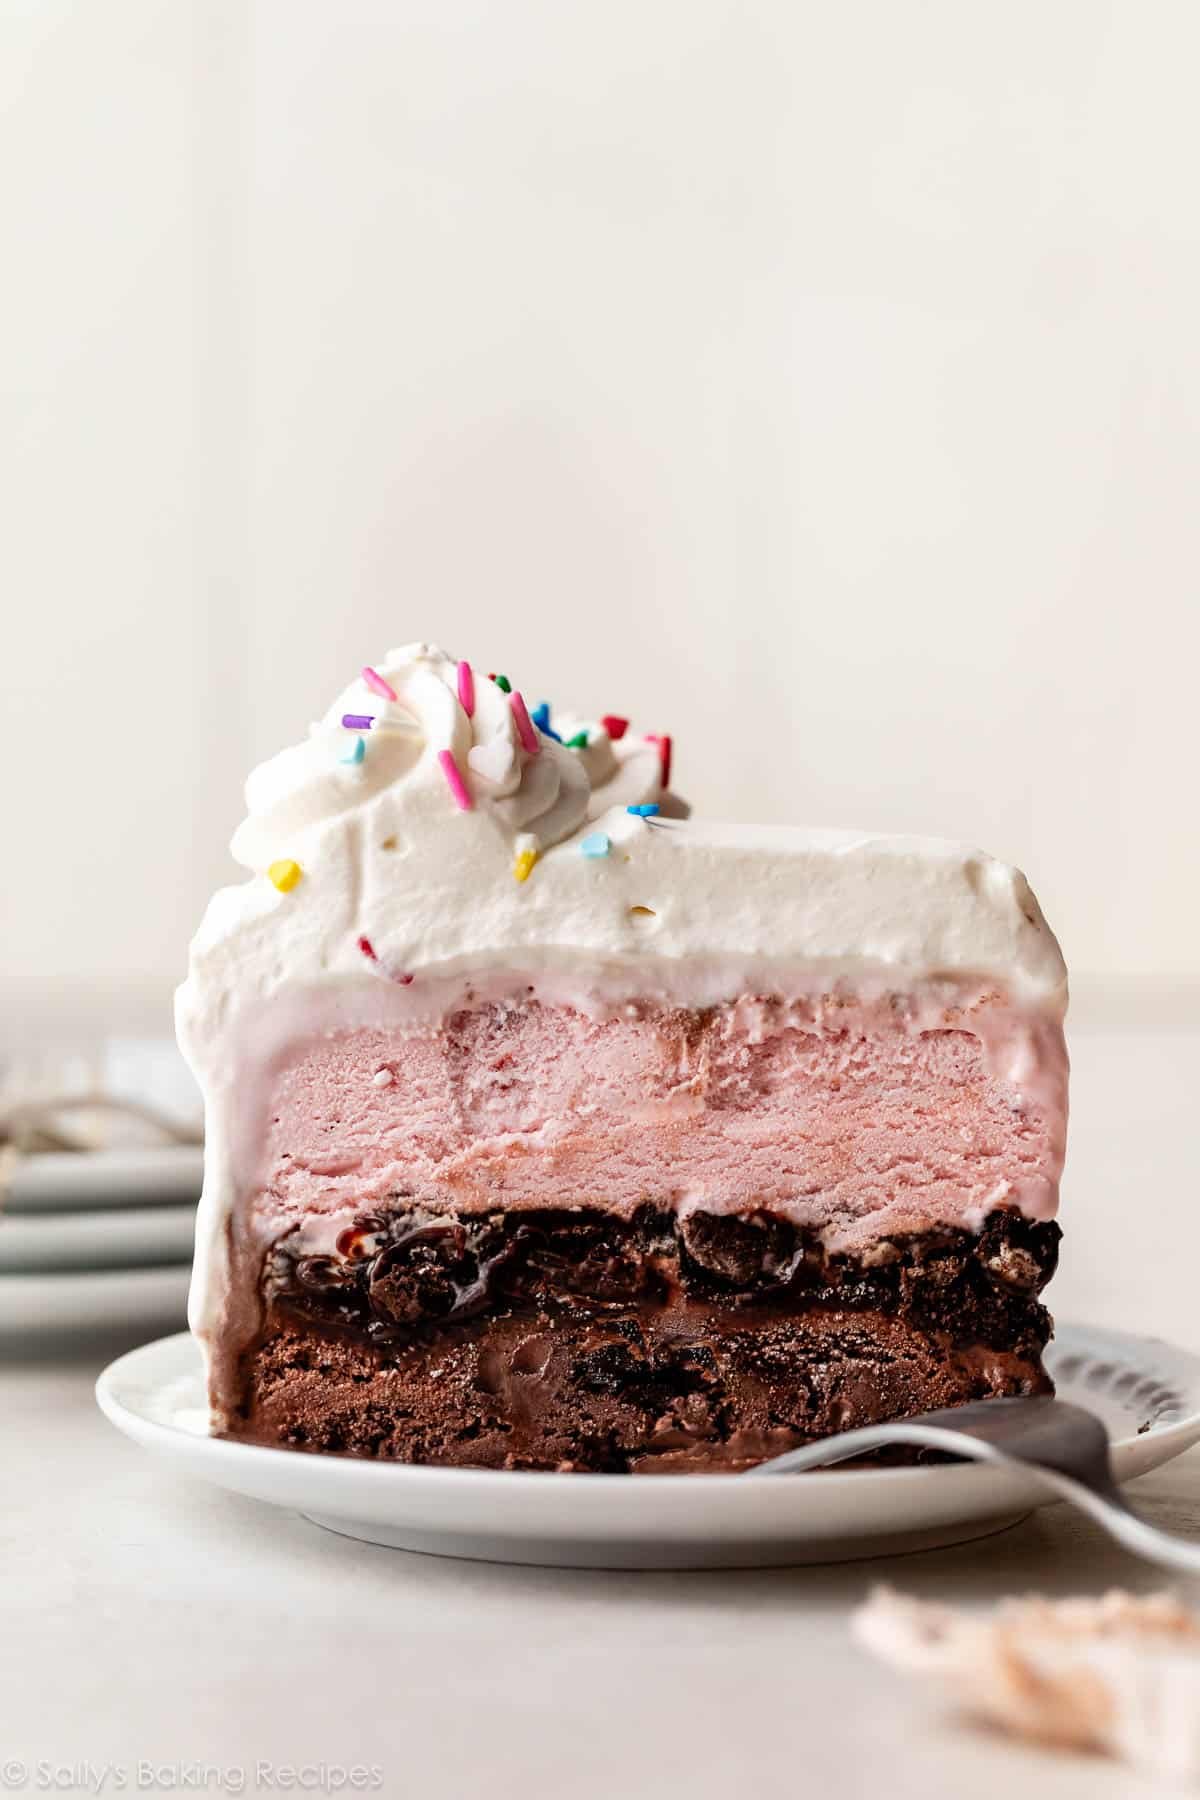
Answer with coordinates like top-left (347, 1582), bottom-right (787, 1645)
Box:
top-left (220, 1205), bottom-right (1058, 1472)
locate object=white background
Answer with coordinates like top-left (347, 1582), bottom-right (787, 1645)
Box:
top-left (3, 0), bottom-right (1199, 1021)
top-left (5, 24), bottom-right (1200, 1792)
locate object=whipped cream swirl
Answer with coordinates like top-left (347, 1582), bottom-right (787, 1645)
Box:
top-left (231, 643), bottom-right (667, 872)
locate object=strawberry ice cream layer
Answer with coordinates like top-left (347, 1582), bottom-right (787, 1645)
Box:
top-left (238, 986), bottom-right (1066, 1273)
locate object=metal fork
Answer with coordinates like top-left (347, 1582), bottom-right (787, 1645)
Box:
top-left (747, 1395), bottom-right (1200, 1574)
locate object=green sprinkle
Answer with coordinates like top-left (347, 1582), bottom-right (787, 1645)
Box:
top-left (495, 674), bottom-right (511, 693)
top-left (565, 730), bottom-right (589, 749)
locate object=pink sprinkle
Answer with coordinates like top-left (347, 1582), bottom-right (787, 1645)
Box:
top-left (362, 666), bottom-right (398, 702)
top-left (437, 747), bottom-right (474, 810)
top-left (510, 691), bottom-right (540, 756)
top-left (358, 935), bottom-right (377, 961)
top-left (457, 659), bottom-right (476, 718)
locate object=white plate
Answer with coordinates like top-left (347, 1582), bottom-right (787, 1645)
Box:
top-left (96, 1323), bottom-right (1200, 1569)
top-left (5, 1146), bottom-right (203, 1214)
top-left (4, 1264), bottom-right (191, 1335)
top-left (0, 1204), bottom-right (195, 1274)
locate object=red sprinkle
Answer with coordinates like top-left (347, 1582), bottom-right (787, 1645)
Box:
top-left (601, 714), bottom-right (629, 741)
top-left (647, 732), bottom-right (673, 788)
top-left (360, 934), bottom-right (412, 984)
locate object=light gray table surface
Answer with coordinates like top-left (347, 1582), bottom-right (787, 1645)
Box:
top-left (3, 1016), bottom-right (1199, 1799)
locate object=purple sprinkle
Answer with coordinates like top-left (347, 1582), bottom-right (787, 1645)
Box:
top-left (342, 713), bottom-right (374, 730)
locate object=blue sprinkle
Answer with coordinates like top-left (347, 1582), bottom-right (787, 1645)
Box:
top-left (340, 735), bottom-right (366, 765)
top-left (530, 700), bottom-right (562, 743)
top-left (580, 832), bottom-right (611, 858)
top-left (626, 803), bottom-right (660, 817)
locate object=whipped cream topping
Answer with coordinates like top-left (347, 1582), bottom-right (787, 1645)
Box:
top-left (184, 640), bottom-right (1065, 1020)
top-left (230, 643), bottom-right (667, 873)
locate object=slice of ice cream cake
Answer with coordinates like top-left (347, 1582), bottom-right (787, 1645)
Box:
top-left (178, 643), bottom-right (1068, 1472)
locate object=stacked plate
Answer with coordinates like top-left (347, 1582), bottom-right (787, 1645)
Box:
top-left (1, 1144), bottom-right (201, 1332)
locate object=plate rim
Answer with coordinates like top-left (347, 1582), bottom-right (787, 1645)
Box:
top-left (4, 1145), bottom-right (203, 1215)
top-left (2, 1262), bottom-right (194, 1288)
top-left (0, 1204), bottom-right (196, 1275)
top-left (1, 1264), bottom-right (191, 1340)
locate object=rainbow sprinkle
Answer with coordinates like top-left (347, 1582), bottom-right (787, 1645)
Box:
top-left (512, 831), bottom-right (539, 883)
top-left (510, 691), bottom-right (540, 755)
top-left (340, 735), bottom-right (366, 765)
top-left (627, 803), bottom-right (660, 817)
top-left (362, 666), bottom-right (397, 702)
top-left (268, 859), bottom-right (303, 893)
top-left (530, 701), bottom-right (562, 743)
top-left (457, 660), bottom-right (476, 718)
top-left (580, 832), bottom-right (610, 858)
top-left (359, 935), bottom-right (413, 984)
top-left (565, 729), bottom-right (589, 750)
top-left (342, 713), bottom-right (374, 730)
top-left (494, 674), bottom-right (512, 693)
top-left (647, 732), bottom-right (673, 787)
top-left (437, 748), bottom-right (473, 811)
top-left (601, 714), bottom-right (629, 741)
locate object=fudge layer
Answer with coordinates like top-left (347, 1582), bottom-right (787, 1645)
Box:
top-left (178, 644), bottom-right (1068, 1472)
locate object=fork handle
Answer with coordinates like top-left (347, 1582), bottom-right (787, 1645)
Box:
top-left (1033, 1469), bottom-right (1200, 1575)
top-left (753, 1426), bottom-right (1200, 1575)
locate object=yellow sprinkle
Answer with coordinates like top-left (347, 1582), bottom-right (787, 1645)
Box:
top-left (268, 859), bottom-right (303, 893)
top-left (513, 848), bottom-right (538, 884)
